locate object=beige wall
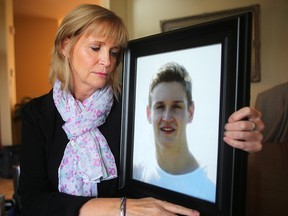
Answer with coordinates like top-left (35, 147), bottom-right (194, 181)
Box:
top-left (2, 0), bottom-right (287, 144)
top-left (0, 0), bottom-right (16, 146)
top-left (126, 0), bottom-right (288, 106)
top-left (14, 16), bottom-right (57, 103)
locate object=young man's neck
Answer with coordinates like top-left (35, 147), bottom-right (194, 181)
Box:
top-left (156, 145), bottom-right (199, 175)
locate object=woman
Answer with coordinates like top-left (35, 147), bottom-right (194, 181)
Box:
top-left (18, 4), bottom-right (263, 216)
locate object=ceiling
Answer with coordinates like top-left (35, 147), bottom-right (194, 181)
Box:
top-left (13, 0), bottom-right (101, 20)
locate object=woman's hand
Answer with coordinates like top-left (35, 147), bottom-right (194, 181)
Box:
top-left (126, 197), bottom-right (199, 216)
top-left (79, 197), bottom-right (200, 216)
top-left (224, 107), bottom-right (264, 152)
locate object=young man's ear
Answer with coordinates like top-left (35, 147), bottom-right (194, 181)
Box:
top-left (188, 101), bottom-right (195, 123)
top-left (146, 106), bottom-right (152, 124)
top-left (60, 38), bottom-right (70, 57)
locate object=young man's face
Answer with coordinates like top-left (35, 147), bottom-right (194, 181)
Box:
top-left (147, 81), bottom-right (194, 149)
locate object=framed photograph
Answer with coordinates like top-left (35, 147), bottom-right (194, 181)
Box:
top-left (119, 12), bottom-right (252, 216)
top-left (160, 4), bottom-right (260, 82)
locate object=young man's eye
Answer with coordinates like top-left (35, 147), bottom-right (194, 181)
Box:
top-left (173, 105), bottom-right (183, 110)
top-left (155, 105), bottom-right (164, 110)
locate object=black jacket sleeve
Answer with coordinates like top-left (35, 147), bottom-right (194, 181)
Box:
top-left (18, 93), bottom-right (93, 216)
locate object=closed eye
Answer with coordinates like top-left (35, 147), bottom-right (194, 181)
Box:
top-left (90, 46), bottom-right (120, 58)
top-left (91, 46), bottom-right (100, 52)
top-left (110, 48), bottom-right (120, 57)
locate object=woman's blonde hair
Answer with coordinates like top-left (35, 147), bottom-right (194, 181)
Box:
top-left (49, 4), bottom-right (128, 98)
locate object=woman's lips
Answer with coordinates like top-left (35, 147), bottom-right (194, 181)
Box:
top-left (94, 71), bottom-right (108, 77)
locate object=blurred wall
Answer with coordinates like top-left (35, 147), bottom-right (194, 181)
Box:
top-left (125, 0), bottom-right (288, 106)
top-left (5, 0), bottom-right (288, 144)
top-left (14, 16), bottom-right (57, 103)
top-left (0, 0), bottom-right (15, 146)
top-left (14, 0), bottom-right (288, 110)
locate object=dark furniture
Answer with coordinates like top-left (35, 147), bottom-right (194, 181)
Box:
top-left (0, 145), bottom-right (20, 179)
top-left (246, 142), bottom-right (288, 215)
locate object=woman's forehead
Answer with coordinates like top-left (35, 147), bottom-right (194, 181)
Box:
top-left (84, 22), bottom-right (125, 46)
top-left (82, 28), bottom-right (117, 44)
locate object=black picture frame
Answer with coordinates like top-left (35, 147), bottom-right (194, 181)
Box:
top-left (160, 4), bottom-right (260, 83)
top-left (119, 12), bottom-right (252, 216)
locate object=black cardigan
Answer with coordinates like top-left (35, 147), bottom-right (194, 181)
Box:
top-left (18, 90), bottom-right (122, 216)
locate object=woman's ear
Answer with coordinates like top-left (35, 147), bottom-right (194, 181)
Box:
top-left (60, 38), bottom-right (70, 57)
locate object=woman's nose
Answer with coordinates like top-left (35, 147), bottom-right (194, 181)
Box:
top-left (99, 49), bottom-right (111, 66)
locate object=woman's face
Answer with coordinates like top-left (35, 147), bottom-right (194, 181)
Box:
top-left (146, 82), bottom-right (194, 149)
top-left (62, 31), bottom-right (120, 100)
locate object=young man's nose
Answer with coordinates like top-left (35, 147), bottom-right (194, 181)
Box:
top-left (162, 110), bottom-right (173, 121)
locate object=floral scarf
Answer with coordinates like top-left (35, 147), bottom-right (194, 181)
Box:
top-left (53, 79), bottom-right (117, 197)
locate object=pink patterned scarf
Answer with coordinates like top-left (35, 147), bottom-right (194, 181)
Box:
top-left (53, 79), bottom-right (117, 197)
